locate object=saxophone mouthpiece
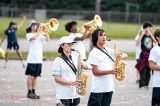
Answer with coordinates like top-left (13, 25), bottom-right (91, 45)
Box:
top-left (71, 48), bottom-right (75, 51)
top-left (107, 38), bottom-right (111, 41)
top-left (71, 49), bottom-right (79, 52)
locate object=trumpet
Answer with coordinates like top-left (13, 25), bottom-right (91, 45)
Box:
top-left (38, 18), bottom-right (59, 38)
top-left (81, 15), bottom-right (102, 38)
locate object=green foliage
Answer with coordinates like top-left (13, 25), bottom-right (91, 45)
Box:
top-left (0, 0), bottom-right (159, 12)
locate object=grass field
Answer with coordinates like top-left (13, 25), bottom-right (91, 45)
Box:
top-left (0, 17), bottom-right (158, 39)
top-left (0, 51), bottom-right (135, 60)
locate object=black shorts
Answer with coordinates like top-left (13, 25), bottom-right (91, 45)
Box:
top-left (25, 63), bottom-right (42, 77)
top-left (88, 92), bottom-right (113, 106)
top-left (60, 98), bottom-right (80, 106)
top-left (152, 87), bottom-right (160, 106)
top-left (7, 42), bottom-right (19, 50)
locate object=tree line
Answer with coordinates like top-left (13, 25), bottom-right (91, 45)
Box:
top-left (0, 0), bottom-right (160, 12)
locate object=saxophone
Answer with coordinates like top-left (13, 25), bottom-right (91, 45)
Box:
top-left (73, 49), bottom-right (89, 96)
top-left (114, 42), bottom-right (126, 81)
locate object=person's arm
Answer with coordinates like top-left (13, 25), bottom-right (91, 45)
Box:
top-left (149, 60), bottom-right (160, 71)
top-left (74, 36), bottom-right (84, 41)
top-left (29, 33), bottom-right (40, 41)
top-left (91, 64), bottom-right (114, 76)
top-left (81, 25), bottom-right (91, 39)
top-left (17, 16), bottom-right (26, 29)
top-left (136, 29), bottom-right (145, 45)
top-left (54, 76), bottom-right (77, 86)
top-left (135, 35), bottom-right (141, 46)
top-left (0, 35), bottom-right (6, 46)
top-left (38, 23), bottom-right (50, 42)
top-left (121, 52), bottom-right (128, 59)
top-left (74, 26), bottom-right (91, 41)
top-left (149, 32), bottom-right (157, 43)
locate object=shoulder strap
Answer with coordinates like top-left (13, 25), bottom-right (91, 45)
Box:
top-left (96, 46), bottom-right (114, 62)
top-left (59, 55), bottom-right (77, 75)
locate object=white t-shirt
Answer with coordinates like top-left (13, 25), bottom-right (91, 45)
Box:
top-left (87, 47), bottom-right (115, 93)
top-left (52, 56), bottom-right (80, 99)
top-left (69, 33), bottom-right (86, 60)
top-left (26, 33), bottom-right (46, 63)
top-left (149, 45), bottom-right (160, 87)
top-left (135, 35), bottom-right (141, 60)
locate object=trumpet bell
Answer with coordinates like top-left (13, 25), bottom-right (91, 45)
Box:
top-left (81, 15), bottom-right (102, 38)
top-left (48, 18), bottom-right (59, 31)
top-left (94, 15), bottom-right (102, 27)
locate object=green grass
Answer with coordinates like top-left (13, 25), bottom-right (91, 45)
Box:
top-left (0, 51), bottom-right (60, 60)
top-left (0, 51), bottom-right (136, 60)
top-left (0, 17), bottom-right (158, 39)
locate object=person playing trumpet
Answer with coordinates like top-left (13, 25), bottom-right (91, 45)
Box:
top-left (25, 20), bottom-right (49, 99)
top-left (65, 21), bottom-right (91, 61)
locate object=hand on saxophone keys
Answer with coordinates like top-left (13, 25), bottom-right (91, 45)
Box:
top-left (80, 60), bottom-right (93, 70)
top-left (116, 52), bottom-right (128, 60)
top-left (70, 81), bottom-right (79, 87)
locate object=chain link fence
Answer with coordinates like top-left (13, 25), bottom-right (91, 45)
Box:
top-left (0, 7), bottom-right (160, 24)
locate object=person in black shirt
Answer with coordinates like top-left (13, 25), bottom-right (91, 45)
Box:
top-left (0, 16), bottom-right (26, 68)
top-left (135, 22), bottom-right (156, 89)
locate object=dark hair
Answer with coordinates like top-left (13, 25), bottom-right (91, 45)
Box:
top-left (143, 22), bottom-right (152, 29)
top-left (92, 29), bottom-right (105, 46)
top-left (8, 21), bottom-right (16, 29)
top-left (26, 23), bottom-right (39, 33)
top-left (58, 45), bottom-right (64, 54)
top-left (154, 28), bottom-right (160, 42)
top-left (26, 27), bottom-right (32, 33)
top-left (65, 21), bottom-right (77, 32)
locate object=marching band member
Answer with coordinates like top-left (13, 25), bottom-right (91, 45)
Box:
top-left (87, 29), bottom-right (127, 106)
top-left (52, 36), bottom-right (79, 106)
top-left (149, 28), bottom-right (160, 106)
top-left (135, 22), bottom-right (156, 89)
top-left (25, 20), bottom-right (49, 99)
top-left (0, 16), bottom-right (26, 68)
top-left (52, 36), bottom-right (90, 106)
top-left (65, 21), bottom-right (90, 61)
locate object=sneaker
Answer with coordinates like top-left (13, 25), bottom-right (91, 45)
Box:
top-left (139, 86), bottom-right (149, 90)
top-left (32, 93), bottom-right (40, 99)
top-left (27, 93), bottom-right (40, 99)
top-left (144, 86), bottom-right (149, 89)
top-left (27, 93), bottom-right (34, 98)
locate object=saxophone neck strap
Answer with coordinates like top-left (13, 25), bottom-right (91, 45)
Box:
top-left (59, 54), bottom-right (77, 75)
top-left (96, 46), bottom-right (114, 62)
